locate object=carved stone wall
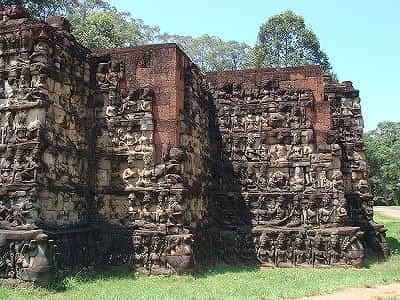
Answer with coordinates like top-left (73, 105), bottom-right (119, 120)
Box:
top-left (205, 68), bottom-right (388, 267)
top-left (0, 6), bottom-right (388, 283)
top-left (91, 45), bottom-right (211, 274)
top-left (326, 79), bottom-right (389, 256)
top-left (0, 7), bottom-right (94, 282)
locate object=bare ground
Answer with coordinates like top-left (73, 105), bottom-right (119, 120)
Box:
top-left (299, 283), bottom-right (400, 300)
top-left (374, 206), bottom-right (400, 219)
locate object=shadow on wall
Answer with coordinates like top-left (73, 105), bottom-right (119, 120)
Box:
top-left (194, 93), bottom-right (257, 268)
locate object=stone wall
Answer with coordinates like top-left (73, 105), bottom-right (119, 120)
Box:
top-left (91, 45), bottom-right (211, 274)
top-left (0, 6), bottom-right (388, 283)
top-left (0, 7), bottom-right (94, 282)
top-left (326, 79), bottom-right (388, 256)
top-left (205, 67), bottom-right (388, 267)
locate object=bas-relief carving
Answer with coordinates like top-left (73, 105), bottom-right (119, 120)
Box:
top-left (208, 78), bottom-right (387, 268)
top-left (0, 6), bottom-right (388, 284)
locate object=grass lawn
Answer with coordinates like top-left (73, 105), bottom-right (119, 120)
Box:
top-left (1, 213), bottom-right (399, 300)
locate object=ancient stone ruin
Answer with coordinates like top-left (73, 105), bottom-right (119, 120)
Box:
top-left (0, 7), bottom-right (389, 283)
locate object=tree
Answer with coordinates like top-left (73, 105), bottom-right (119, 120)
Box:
top-left (160, 34), bottom-right (251, 72)
top-left (1, 0), bottom-right (160, 49)
top-left (72, 10), bottom-right (159, 49)
top-left (0, 0), bottom-right (77, 19)
top-left (364, 122), bottom-right (400, 205)
top-left (250, 10), bottom-right (331, 72)
top-left (65, 1), bottom-right (159, 49)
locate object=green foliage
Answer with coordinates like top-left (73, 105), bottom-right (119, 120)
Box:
top-left (4, 3), bottom-right (333, 73)
top-left (365, 122), bottom-right (400, 205)
top-left (65, 0), bottom-right (159, 49)
top-left (0, 0), bottom-right (77, 19)
top-left (67, 1), bottom-right (159, 49)
top-left (72, 11), bottom-right (157, 50)
top-left (250, 10), bottom-right (331, 72)
top-left (160, 33), bottom-right (252, 71)
top-left (2, 0), bottom-right (160, 50)
top-left (0, 212), bottom-right (399, 299)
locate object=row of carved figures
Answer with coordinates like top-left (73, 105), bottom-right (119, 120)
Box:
top-left (255, 231), bottom-right (363, 267)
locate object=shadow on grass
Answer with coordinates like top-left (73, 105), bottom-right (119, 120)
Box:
top-left (193, 264), bottom-right (259, 279)
top-left (387, 237), bottom-right (400, 254)
top-left (48, 235), bottom-right (400, 292)
top-left (46, 231), bottom-right (400, 292)
top-left (364, 236), bottom-right (400, 268)
top-left (47, 264), bottom-right (260, 292)
top-left (48, 269), bottom-right (138, 292)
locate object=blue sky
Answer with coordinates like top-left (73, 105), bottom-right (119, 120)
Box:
top-left (109, 0), bottom-right (399, 131)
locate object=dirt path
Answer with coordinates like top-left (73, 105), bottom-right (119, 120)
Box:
top-left (374, 206), bottom-right (400, 219)
top-left (299, 282), bottom-right (400, 299)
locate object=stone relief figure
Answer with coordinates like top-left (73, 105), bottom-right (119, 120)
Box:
top-left (231, 106), bottom-right (242, 131)
top-left (304, 196), bottom-right (318, 228)
top-left (270, 196), bottom-right (288, 225)
top-left (331, 170), bottom-right (344, 192)
top-left (166, 193), bottom-right (184, 228)
top-left (288, 145), bottom-right (303, 160)
top-left (357, 179), bottom-right (371, 197)
top-left (287, 195), bottom-right (302, 227)
top-left (4, 69), bottom-right (18, 100)
top-left (218, 105), bottom-right (230, 130)
top-left (268, 170), bottom-right (289, 190)
top-left (269, 145), bottom-right (288, 165)
top-left (122, 155), bottom-right (137, 190)
top-left (328, 235), bottom-right (341, 265)
top-left (244, 134), bottom-right (260, 161)
top-left (290, 166), bottom-right (304, 192)
top-left (27, 116), bottom-right (42, 140)
top-left (332, 198), bottom-right (348, 224)
top-left (136, 152), bottom-right (154, 187)
top-left (105, 90), bottom-right (121, 117)
top-left (275, 233), bottom-right (291, 266)
top-left (312, 234), bottom-right (327, 265)
top-left (108, 61), bottom-right (124, 87)
top-left (256, 233), bottom-right (275, 266)
top-left (15, 112), bottom-right (28, 143)
top-left (293, 234), bottom-right (306, 265)
top-left (304, 166), bottom-right (316, 189)
top-left (317, 170), bottom-right (330, 189)
top-left (0, 112), bottom-right (14, 144)
top-left (96, 63), bottom-right (109, 89)
top-left (14, 148), bottom-right (38, 182)
top-left (2, 200), bottom-right (32, 228)
top-left (318, 194), bottom-right (334, 225)
top-left (126, 193), bottom-right (140, 221)
top-left (133, 133), bottom-right (153, 155)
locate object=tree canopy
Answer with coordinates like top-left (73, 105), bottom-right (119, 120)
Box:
top-left (3, 3), bottom-right (334, 73)
top-left (160, 34), bottom-right (251, 72)
top-left (364, 122), bottom-right (400, 205)
top-left (249, 10), bottom-right (331, 72)
top-left (0, 0), bottom-right (75, 19)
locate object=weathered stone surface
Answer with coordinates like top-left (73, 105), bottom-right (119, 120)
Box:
top-left (0, 6), bottom-right (388, 284)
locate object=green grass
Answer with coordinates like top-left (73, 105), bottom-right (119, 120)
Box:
top-left (1, 213), bottom-right (399, 300)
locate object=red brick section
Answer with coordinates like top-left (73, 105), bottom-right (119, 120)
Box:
top-left (94, 44), bottom-right (192, 162)
top-left (206, 66), bottom-right (331, 143)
